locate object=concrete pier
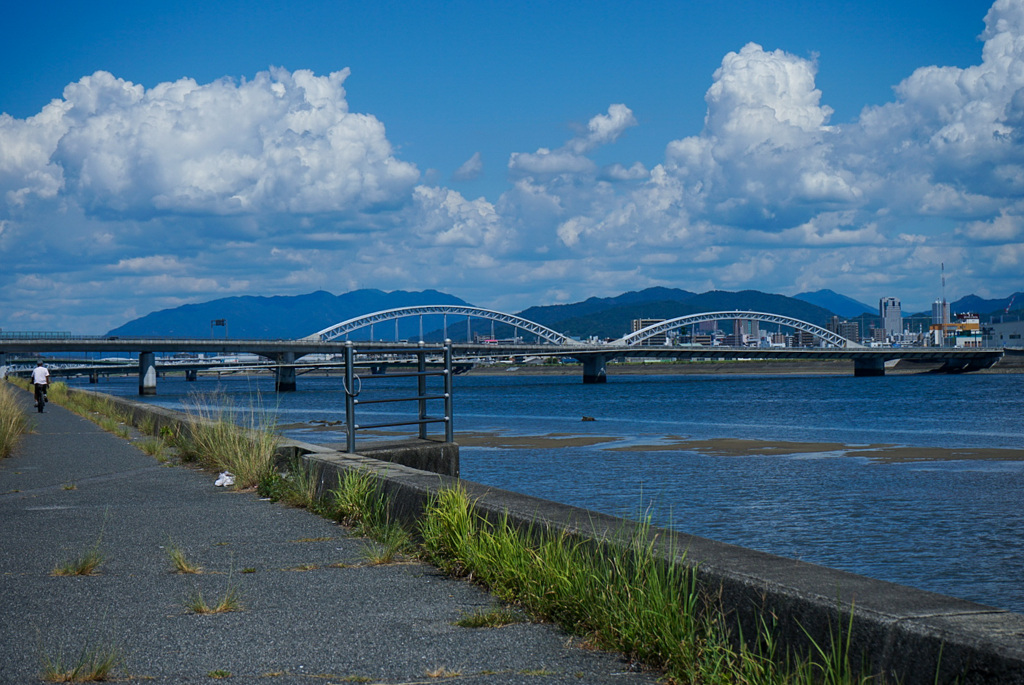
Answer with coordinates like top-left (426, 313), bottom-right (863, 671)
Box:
top-left (854, 357), bottom-right (886, 376)
top-left (138, 351), bottom-right (156, 395)
top-left (275, 351), bottom-right (297, 391)
top-left (581, 354), bottom-right (608, 383)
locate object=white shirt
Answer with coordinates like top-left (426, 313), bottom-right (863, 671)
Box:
top-left (31, 366), bottom-right (49, 385)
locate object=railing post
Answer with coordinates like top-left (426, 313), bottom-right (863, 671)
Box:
top-left (444, 339), bottom-right (453, 443)
top-left (417, 342), bottom-right (427, 439)
top-left (344, 341), bottom-right (356, 453)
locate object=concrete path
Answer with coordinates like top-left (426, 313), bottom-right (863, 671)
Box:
top-left (0, 390), bottom-right (655, 684)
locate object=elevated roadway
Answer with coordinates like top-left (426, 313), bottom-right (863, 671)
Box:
top-left (1, 336), bottom-right (1007, 391)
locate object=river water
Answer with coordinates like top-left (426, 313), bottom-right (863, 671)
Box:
top-left (71, 370), bottom-right (1024, 613)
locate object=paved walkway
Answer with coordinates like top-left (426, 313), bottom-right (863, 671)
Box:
top-left (0, 389), bottom-right (655, 684)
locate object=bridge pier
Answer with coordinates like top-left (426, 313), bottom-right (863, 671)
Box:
top-left (139, 352), bottom-right (157, 395)
top-left (89, 371), bottom-right (99, 384)
top-left (581, 355), bottom-right (607, 384)
top-left (185, 369), bottom-right (198, 382)
top-left (275, 352), bottom-right (297, 392)
top-left (854, 358), bottom-right (886, 377)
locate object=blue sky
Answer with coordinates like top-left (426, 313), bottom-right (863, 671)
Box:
top-left (1, 0), bottom-right (1018, 333)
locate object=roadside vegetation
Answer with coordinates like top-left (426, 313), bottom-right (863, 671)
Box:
top-left (175, 393), bottom-right (279, 489)
top-left (0, 381), bottom-right (31, 458)
top-left (419, 485), bottom-right (878, 685)
top-left (262, 466), bottom-right (885, 684)
top-left (9, 379), bottom-right (893, 682)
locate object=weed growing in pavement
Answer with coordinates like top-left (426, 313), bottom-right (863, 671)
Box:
top-left (207, 669), bottom-right (231, 679)
top-left (0, 382), bottom-right (30, 459)
top-left (39, 637), bottom-right (125, 683)
top-left (285, 563), bottom-right (319, 572)
top-left (425, 666), bottom-right (461, 678)
top-left (52, 534), bottom-right (105, 577)
top-left (166, 541), bottom-right (203, 574)
top-left (185, 582), bottom-right (243, 615)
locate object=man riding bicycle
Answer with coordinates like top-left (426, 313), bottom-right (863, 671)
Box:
top-left (31, 361), bottom-right (50, 413)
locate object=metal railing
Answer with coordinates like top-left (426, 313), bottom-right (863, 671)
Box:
top-left (343, 340), bottom-right (454, 453)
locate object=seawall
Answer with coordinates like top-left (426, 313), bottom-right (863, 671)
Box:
top-left (85, 389), bottom-right (1024, 684)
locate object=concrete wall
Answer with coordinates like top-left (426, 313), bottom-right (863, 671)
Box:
top-left (76, 389), bottom-right (1024, 684)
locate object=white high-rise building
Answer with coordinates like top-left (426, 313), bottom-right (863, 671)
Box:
top-left (932, 299), bottom-right (950, 326)
top-left (879, 297), bottom-right (903, 338)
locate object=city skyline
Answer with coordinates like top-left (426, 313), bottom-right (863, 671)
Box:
top-left (2, 0), bottom-right (1021, 334)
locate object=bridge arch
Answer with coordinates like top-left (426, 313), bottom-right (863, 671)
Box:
top-left (617, 311), bottom-right (863, 348)
top-left (306, 305), bottom-right (578, 345)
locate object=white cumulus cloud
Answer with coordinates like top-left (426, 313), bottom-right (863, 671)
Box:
top-left (4, 68), bottom-right (419, 218)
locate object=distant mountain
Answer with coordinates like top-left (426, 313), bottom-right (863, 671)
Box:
top-left (107, 285), bottom-right (940, 342)
top-left (516, 288), bottom-right (837, 339)
top-left (948, 293), bottom-right (1023, 317)
top-left (105, 289), bottom-right (471, 339)
top-left (517, 287), bottom-right (696, 328)
top-left (794, 289), bottom-right (875, 318)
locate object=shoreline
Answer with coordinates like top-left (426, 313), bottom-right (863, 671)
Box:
top-left (461, 357), bottom-right (1024, 376)
top-left (277, 423), bottom-right (1024, 465)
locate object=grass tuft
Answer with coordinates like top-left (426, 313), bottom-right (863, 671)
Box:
top-left (52, 546), bottom-right (104, 577)
top-left (166, 542), bottom-right (203, 574)
top-left (39, 639), bottom-right (124, 682)
top-left (186, 584), bottom-right (244, 614)
top-left (425, 666), bottom-right (461, 678)
top-left (285, 563), bottom-right (319, 572)
top-left (257, 457), bottom-right (323, 509)
top-left (177, 393), bottom-right (279, 489)
top-left (136, 437), bottom-right (167, 459)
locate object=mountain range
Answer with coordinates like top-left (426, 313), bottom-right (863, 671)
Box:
top-left (106, 287), bottom-right (1024, 341)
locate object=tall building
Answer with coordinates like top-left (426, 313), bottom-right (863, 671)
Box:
top-left (932, 299), bottom-right (950, 326)
top-left (828, 316), bottom-right (861, 343)
top-left (631, 318), bottom-right (667, 345)
top-left (879, 297), bottom-right (903, 338)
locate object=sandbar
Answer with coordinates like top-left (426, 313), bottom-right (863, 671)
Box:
top-left (280, 420), bottom-right (1024, 464)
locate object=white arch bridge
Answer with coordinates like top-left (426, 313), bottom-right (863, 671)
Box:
top-left (617, 311), bottom-right (863, 348)
top-left (307, 306), bottom-right (859, 349)
top-left (307, 305), bottom-right (581, 346)
top-left (298, 306), bottom-right (1004, 383)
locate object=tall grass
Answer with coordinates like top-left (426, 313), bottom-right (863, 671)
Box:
top-left (0, 382), bottom-right (30, 458)
top-left (176, 393), bottom-right (279, 489)
top-left (419, 485), bottom-right (882, 685)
